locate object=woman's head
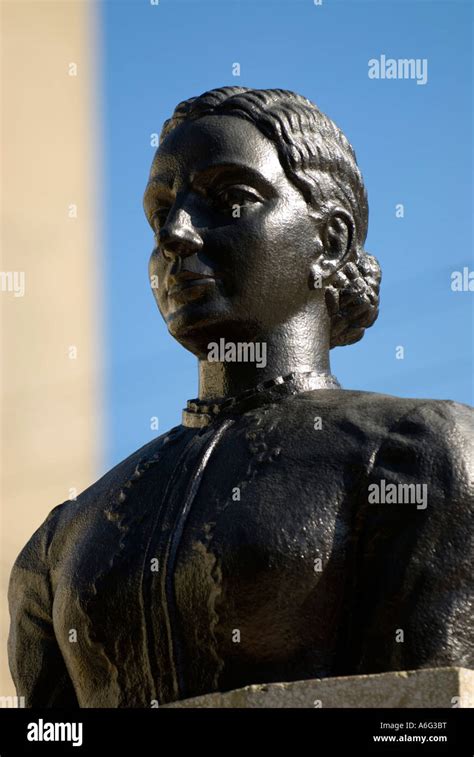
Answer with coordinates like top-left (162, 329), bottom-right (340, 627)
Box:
top-left (145, 86), bottom-right (381, 352)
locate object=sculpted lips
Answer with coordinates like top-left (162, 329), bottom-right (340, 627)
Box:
top-left (166, 271), bottom-right (220, 299)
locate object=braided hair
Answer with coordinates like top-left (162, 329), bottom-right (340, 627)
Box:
top-left (160, 86), bottom-right (381, 348)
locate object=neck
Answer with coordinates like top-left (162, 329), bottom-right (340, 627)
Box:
top-left (198, 302), bottom-right (332, 401)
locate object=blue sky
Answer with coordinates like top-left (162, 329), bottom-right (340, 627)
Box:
top-left (99, 0), bottom-right (473, 469)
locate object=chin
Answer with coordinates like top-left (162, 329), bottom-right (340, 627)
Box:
top-left (165, 302), bottom-right (260, 358)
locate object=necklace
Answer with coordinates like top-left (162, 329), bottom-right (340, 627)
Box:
top-left (182, 370), bottom-right (341, 428)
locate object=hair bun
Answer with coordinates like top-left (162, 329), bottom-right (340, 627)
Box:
top-left (326, 251), bottom-right (381, 348)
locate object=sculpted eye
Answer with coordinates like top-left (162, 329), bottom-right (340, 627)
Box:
top-left (213, 185), bottom-right (263, 211)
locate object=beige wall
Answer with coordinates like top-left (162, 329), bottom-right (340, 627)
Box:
top-left (0, 1), bottom-right (102, 697)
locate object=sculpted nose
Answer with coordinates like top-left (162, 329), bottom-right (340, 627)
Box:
top-left (159, 208), bottom-right (203, 260)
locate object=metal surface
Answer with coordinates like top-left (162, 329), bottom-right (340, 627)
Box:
top-left (8, 87), bottom-right (473, 707)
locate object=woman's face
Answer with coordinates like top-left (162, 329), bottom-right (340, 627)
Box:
top-left (144, 114), bottom-right (322, 355)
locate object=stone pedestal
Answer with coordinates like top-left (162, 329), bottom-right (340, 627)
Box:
top-left (165, 667), bottom-right (474, 708)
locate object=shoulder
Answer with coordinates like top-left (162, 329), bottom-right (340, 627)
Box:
top-left (354, 391), bottom-right (472, 488)
top-left (357, 392), bottom-right (473, 487)
top-left (340, 394), bottom-right (473, 668)
top-left (351, 393), bottom-right (474, 526)
top-left (294, 388), bottom-right (472, 449)
top-left (11, 424), bottom-right (189, 575)
top-left (296, 386), bottom-right (470, 422)
top-left (288, 389), bottom-right (472, 492)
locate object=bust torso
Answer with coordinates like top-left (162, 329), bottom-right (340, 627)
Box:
top-left (8, 86), bottom-right (473, 709)
top-left (11, 389), bottom-right (472, 706)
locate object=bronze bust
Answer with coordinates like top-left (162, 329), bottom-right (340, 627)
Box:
top-left (8, 87), bottom-right (473, 707)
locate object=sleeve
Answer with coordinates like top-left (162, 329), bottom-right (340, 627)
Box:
top-left (7, 504), bottom-right (79, 707)
top-left (346, 400), bottom-right (474, 676)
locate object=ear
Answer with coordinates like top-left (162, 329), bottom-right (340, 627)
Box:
top-left (310, 208), bottom-right (355, 283)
